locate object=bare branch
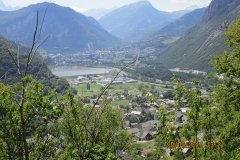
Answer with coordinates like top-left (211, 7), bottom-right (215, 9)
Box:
top-left (17, 45), bottom-right (20, 74)
top-left (37, 3), bottom-right (50, 43)
top-left (24, 11), bottom-right (39, 76)
top-left (28, 3), bottom-right (51, 65)
top-left (6, 48), bottom-right (23, 78)
top-left (29, 35), bottom-right (50, 64)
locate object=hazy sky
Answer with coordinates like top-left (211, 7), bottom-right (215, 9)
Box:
top-left (2, 0), bottom-right (212, 12)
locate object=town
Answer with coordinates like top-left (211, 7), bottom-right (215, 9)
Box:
top-left (65, 71), bottom-right (210, 159)
top-left (45, 46), bottom-right (157, 67)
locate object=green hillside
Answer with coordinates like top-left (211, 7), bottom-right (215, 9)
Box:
top-left (0, 36), bottom-right (69, 93)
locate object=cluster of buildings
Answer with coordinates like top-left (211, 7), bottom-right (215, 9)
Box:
top-left (46, 46), bottom-right (156, 67)
top-left (124, 101), bottom-right (190, 141)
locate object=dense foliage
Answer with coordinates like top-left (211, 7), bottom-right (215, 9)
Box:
top-left (0, 76), bottom-right (131, 159)
top-left (0, 77), bottom-right (63, 159)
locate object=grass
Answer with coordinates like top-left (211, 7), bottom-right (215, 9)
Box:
top-left (76, 83), bottom-right (102, 96)
top-left (111, 100), bottom-right (129, 107)
top-left (136, 140), bottom-right (156, 150)
top-left (163, 36), bottom-right (180, 45)
top-left (110, 82), bottom-right (141, 92)
top-left (75, 81), bottom-right (169, 97)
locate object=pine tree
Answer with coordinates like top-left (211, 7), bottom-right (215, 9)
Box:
top-left (212, 17), bottom-right (240, 159)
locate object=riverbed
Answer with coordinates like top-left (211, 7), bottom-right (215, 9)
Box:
top-left (51, 66), bottom-right (114, 77)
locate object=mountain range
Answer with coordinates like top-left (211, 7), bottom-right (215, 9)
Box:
top-left (0, 2), bottom-right (119, 53)
top-left (1, 0), bottom-right (236, 74)
top-left (152, 7), bottom-right (206, 40)
top-left (0, 0), bottom-right (205, 53)
top-left (155, 0), bottom-right (240, 71)
top-left (134, 7), bottom-right (206, 50)
top-left (99, 1), bottom-right (186, 42)
top-left (123, 7), bottom-right (206, 54)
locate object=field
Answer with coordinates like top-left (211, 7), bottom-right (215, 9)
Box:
top-left (136, 140), bottom-right (156, 150)
top-left (75, 82), bottom-right (141, 97)
top-left (75, 83), bottom-right (102, 97)
top-left (75, 81), bottom-right (168, 97)
top-left (111, 100), bottom-right (129, 106)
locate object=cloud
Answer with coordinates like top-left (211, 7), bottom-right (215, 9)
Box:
top-left (169, 0), bottom-right (211, 6)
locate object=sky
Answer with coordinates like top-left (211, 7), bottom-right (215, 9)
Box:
top-left (2, 0), bottom-right (212, 12)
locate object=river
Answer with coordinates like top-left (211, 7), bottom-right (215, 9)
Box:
top-left (50, 66), bottom-right (114, 77)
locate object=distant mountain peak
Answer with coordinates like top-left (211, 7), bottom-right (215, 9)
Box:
top-left (99, 0), bottom-right (175, 41)
top-left (134, 0), bottom-right (151, 5)
top-left (125, 0), bottom-right (152, 9)
top-left (27, 2), bottom-right (58, 8)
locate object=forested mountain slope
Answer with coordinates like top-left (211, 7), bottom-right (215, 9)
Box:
top-left (152, 8), bottom-right (206, 40)
top-left (0, 36), bottom-right (69, 93)
top-left (157, 0), bottom-right (240, 71)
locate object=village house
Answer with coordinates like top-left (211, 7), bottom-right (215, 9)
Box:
top-left (126, 128), bottom-right (139, 135)
top-left (127, 120), bottom-right (159, 141)
top-left (117, 151), bottom-right (131, 160)
top-left (135, 131), bottom-right (154, 141)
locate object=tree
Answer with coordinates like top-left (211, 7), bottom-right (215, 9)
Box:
top-left (87, 82), bottom-right (91, 90)
top-left (163, 90), bottom-right (174, 100)
top-left (0, 9), bottom-right (60, 160)
top-left (155, 107), bottom-right (176, 159)
top-left (181, 81), bottom-right (203, 159)
top-left (211, 17), bottom-right (240, 159)
top-left (55, 93), bottom-right (124, 160)
top-left (156, 80), bottom-right (209, 159)
top-left (0, 77), bottom-right (64, 160)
